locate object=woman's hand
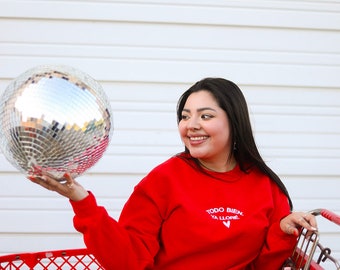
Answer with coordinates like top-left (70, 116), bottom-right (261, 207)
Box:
top-left (28, 173), bottom-right (89, 202)
top-left (280, 212), bottom-right (318, 236)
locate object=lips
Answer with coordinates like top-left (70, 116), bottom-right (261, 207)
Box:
top-left (189, 136), bottom-right (208, 141)
top-left (188, 136), bottom-right (208, 145)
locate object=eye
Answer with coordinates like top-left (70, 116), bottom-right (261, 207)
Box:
top-left (181, 114), bottom-right (189, 120)
top-left (201, 114), bottom-right (214, 120)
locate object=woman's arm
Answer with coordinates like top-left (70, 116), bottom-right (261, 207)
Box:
top-left (28, 173), bottom-right (161, 269)
top-left (249, 184), bottom-right (317, 270)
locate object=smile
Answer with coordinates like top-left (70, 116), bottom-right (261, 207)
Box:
top-left (189, 136), bottom-right (208, 141)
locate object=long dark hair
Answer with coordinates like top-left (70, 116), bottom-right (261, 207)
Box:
top-left (176, 77), bottom-right (293, 209)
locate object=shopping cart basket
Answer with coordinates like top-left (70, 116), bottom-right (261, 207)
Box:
top-left (283, 208), bottom-right (340, 270)
top-left (0, 248), bottom-right (103, 270)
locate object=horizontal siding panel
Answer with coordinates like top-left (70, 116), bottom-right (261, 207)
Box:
top-left (252, 114), bottom-right (340, 133)
top-left (80, 155), bottom-right (169, 174)
top-left (113, 111), bottom-right (176, 130)
top-left (1, 19), bottom-right (340, 54)
top-left (244, 86), bottom-right (340, 107)
top-left (257, 133), bottom-right (340, 150)
top-left (0, 174), bottom-right (140, 197)
top-left (94, 83), bottom-right (340, 106)
top-left (103, 82), bottom-right (183, 103)
top-left (267, 157), bottom-right (340, 176)
top-left (0, 234), bottom-right (85, 255)
top-left (108, 145), bottom-right (183, 156)
top-left (251, 104), bottom-right (340, 116)
top-left (284, 177), bottom-right (340, 201)
top-left (0, 210), bottom-right (76, 233)
top-left (292, 200), bottom-right (340, 214)
top-left (0, 197), bottom-right (126, 212)
top-left (2, 42), bottom-right (340, 67)
top-left (1, 44), bottom-right (340, 74)
top-left (1, 1), bottom-right (340, 30)
top-left (1, 56), bottom-right (340, 87)
top-left (0, 154), bottom-right (164, 174)
top-left (0, 209), bottom-right (120, 232)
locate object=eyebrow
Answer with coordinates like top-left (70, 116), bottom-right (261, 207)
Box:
top-left (182, 107), bottom-right (217, 113)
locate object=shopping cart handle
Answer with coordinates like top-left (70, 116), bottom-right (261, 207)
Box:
top-left (309, 208), bottom-right (340, 226)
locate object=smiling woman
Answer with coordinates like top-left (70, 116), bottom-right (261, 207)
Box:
top-left (0, 0), bottom-right (340, 265)
top-left (28, 77), bottom-right (317, 270)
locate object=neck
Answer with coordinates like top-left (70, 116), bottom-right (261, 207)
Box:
top-left (198, 158), bottom-right (236, 173)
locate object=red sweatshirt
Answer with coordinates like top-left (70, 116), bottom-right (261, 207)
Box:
top-left (71, 153), bottom-right (297, 269)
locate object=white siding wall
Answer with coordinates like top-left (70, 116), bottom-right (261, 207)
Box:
top-left (0, 0), bottom-right (339, 267)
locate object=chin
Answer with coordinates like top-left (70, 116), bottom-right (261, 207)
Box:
top-left (188, 151), bottom-right (206, 159)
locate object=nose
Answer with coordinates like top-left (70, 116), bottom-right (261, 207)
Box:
top-left (187, 116), bottom-right (200, 130)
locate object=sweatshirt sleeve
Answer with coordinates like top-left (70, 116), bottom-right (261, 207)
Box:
top-left (250, 220), bottom-right (297, 269)
top-left (70, 191), bottom-right (160, 269)
top-left (249, 185), bottom-right (298, 270)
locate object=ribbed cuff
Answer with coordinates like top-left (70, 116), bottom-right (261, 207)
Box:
top-left (70, 191), bottom-right (98, 218)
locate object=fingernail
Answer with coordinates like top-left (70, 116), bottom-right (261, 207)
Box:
top-left (293, 230), bottom-right (299, 237)
top-left (27, 175), bottom-right (35, 181)
top-left (311, 227), bottom-right (317, 231)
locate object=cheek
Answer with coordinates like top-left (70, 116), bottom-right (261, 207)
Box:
top-left (178, 122), bottom-right (187, 138)
top-left (218, 127), bottom-right (232, 146)
top-left (210, 122), bottom-right (231, 143)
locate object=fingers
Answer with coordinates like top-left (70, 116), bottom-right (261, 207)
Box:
top-left (63, 172), bottom-right (75, 188)
top-left (27, 172), bottom-right (74, 194)
top-left (27, 172), bottom-right (89, 201)
top-left (298, 213), bottom-right (318, 232)
top-left (28, 174), bottom-right (58, 191)
top-left (281, 212), bottom-right (318, 236)
top-left (302, 212), bottom-right (318, 230)
top-left (285, 223), bottom-right (300, 237)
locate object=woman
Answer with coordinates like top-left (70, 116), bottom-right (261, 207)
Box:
top-left (29, 77), bottom-right (317, 269)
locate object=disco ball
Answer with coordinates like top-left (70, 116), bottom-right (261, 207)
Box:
top-left (0, 65), bottom-right (113, 181)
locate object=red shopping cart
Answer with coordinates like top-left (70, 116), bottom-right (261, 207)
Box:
top-left (0, 209), bottom-right (339, 270)
top-left (283, 209), bottom-right (340, 270)
top-left (0, 248), bottom-right (103, 269)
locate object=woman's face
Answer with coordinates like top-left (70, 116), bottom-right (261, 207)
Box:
top-left (178, 90), bottom-right (233, 168)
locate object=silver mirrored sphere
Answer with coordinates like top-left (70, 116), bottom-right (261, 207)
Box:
top-left (0, 65), bottom-right (113, 181)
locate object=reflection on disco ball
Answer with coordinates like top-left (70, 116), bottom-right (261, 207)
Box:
top-left (0, 65), bottom-right (113, 181)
